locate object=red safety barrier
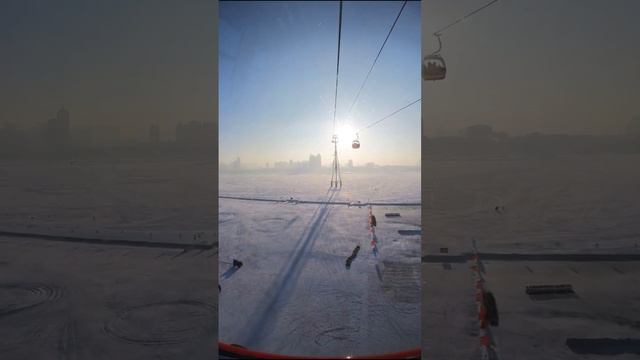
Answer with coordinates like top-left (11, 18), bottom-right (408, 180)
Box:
top-left (219, 342), bottom-right (421, 359)
top-left (478, 304), bottom-right (487, 320)
top-left (480, 335), bottom-right (491, 347)
top-left (472, 247), bottom-right (500, 360)
top-left (479, 304), bottom-right (488, 329)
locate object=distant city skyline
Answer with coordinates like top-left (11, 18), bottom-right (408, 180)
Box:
top-left (0, 0), bottom-right (216, 141)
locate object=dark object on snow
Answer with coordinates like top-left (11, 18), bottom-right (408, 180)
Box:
top-left (566, 338), bottom-right (640, 356)
top-left (346, 245), bottom-right (361, 268)
top-left (352, 245), bottom-right (360, 257)
top-left (232, 259), bottom-right (243, 268)
top-left (527, 284), bottom-right (577, 300)
top-left (369, 215), bottom-right (377, 227)
top-left (218, 284), bottom-right (221, 292)
top-left (398, 229), bottom-right (421, 236)
top-left (526, 284), bottom-right (574, 295)
top-left (385, 213), bottom-right (401, 218)
top-left (483, 291), bottom-right (499, 327)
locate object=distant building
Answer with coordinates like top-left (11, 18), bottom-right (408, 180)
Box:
top-left (149, 124), bottom-right (159, 144)
top-left (347, 159), bottom-right (353, 168)
top-left (231, 157), bottom-right (241, 170)
top-left (57, 107), bottom-right (69, 124)
top-left (309, 153), bottom-right (321, 168)
top-left (176, 121), bottom-right (215, 147)
top-left (45, 107), bottom-right (71, 147)
top-left (464, 124), bottom-right (493, 138)
top-left (274, 161), bottom-right (288, 169)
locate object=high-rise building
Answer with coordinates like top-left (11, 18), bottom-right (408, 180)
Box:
top-left (45, 107), bottom-right (71, 147)
top-left (149, 124), bottom-right (160, 144)
top-left (57, 106), bottom-right (70, 124)
top-left (231, 157), bottom-right (241, 169)
top-left (308, 153), bottom-right (322, 168)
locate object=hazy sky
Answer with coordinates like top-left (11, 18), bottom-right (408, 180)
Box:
top-left (4, 0), bottom-right (637, 148)
top-left (423, 0), bottom-right (640, 136)
top-left (0, 0), bottom-right (216, 140)
top-left (219, 1), bottom-right (421, 167)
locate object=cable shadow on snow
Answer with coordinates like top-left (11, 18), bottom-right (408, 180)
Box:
top-left (238, 189), bottom-right (339, 349)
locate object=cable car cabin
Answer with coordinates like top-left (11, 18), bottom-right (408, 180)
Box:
top-left (352, 133), bottom-right (361, 149)
top-left (423, 54), bottom-right (446, 81)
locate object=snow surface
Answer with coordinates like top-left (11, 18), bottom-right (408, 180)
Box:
top-left (423, 260), bottom-right (640, 360)
top-left (422, 154), bottom-right (640, 359)
top-left (423, 154), bottom-right (640, 255)
top-left (3, 153), bottom-right (638, 359)
top-left (0, 159), bottom-right (217, 360)
top-left (218, 168), bottom-right (421, 356)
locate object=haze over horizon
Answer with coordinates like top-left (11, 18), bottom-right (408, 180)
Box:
top-left (3, 0), bottom-right (638, 151)
top-left (0, 0), bottom-right (216, 142)
top-left (422, 0), bottom-right (640, 137)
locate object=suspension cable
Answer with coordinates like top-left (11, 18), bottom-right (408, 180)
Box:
top-left (346, 0), bottom-right (408, 118)
top-left (433, 0), bottom-right (499, 36)
top-left (358, 98), bottom-right (421, 132)
top-left (332, 0), bottom-right (343, 135)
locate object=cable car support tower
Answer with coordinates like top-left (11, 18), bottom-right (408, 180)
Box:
top-left (330, 134), bottom-right (342, 189)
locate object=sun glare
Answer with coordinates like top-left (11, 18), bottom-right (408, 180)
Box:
top-left (336, 124), bottom-right (357, 144)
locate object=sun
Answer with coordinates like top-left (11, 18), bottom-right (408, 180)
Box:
top-left (335, 123), bottom-right (357, 144)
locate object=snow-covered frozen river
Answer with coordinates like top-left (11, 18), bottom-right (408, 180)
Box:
top-left (219, 168), bottom-right (422, 356)
top-left (0, 158), bottom-right (217, 360)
